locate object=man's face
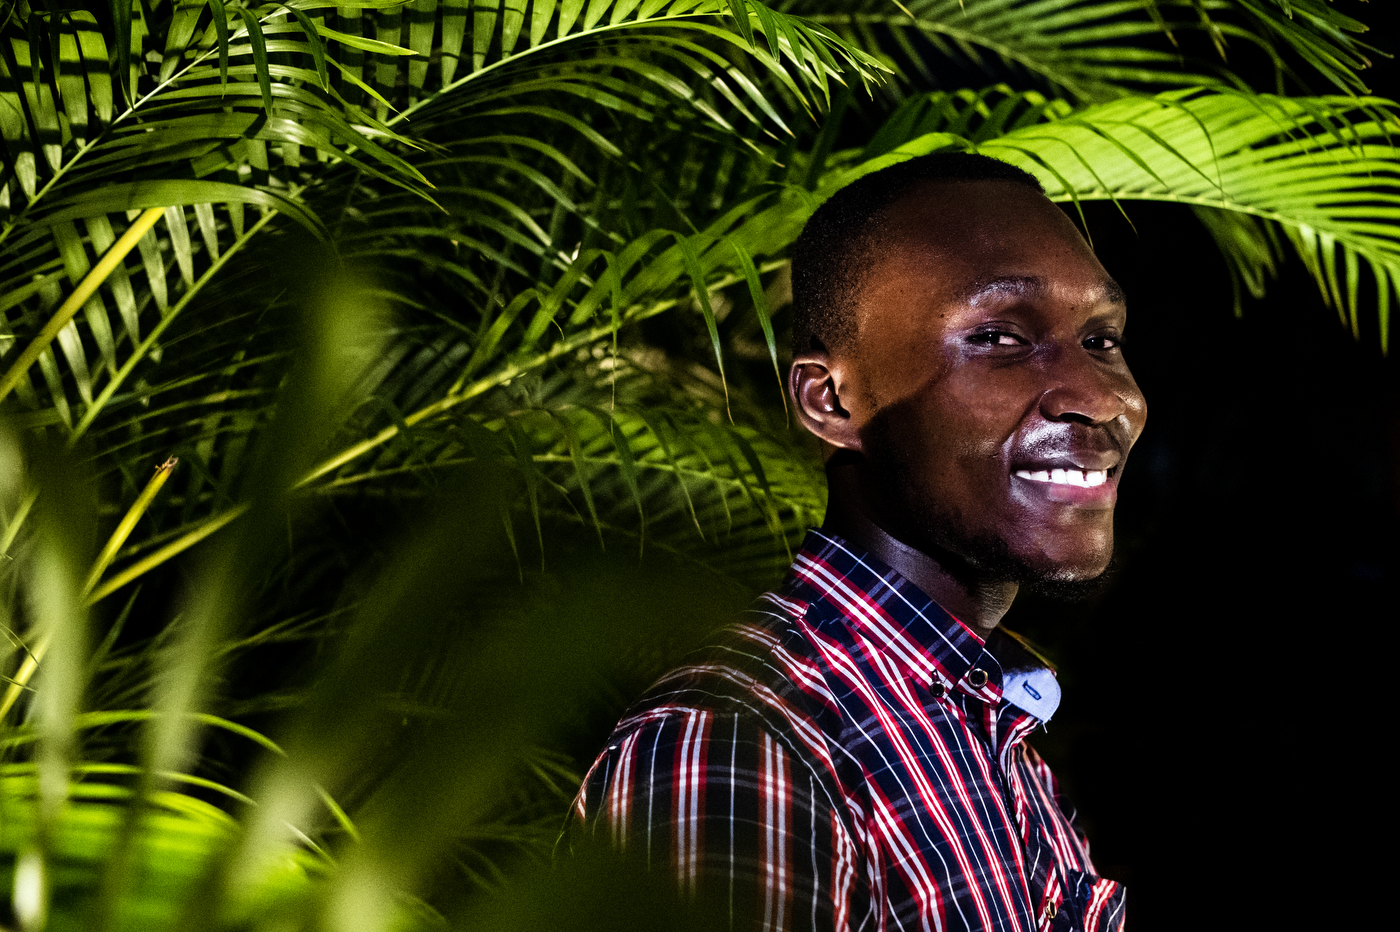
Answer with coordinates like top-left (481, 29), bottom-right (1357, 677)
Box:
top-left (838, 179), bottom-right (1147, 583)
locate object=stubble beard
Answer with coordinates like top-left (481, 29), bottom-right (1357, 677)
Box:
top-left (863, 423), bottom-right (1116, 603)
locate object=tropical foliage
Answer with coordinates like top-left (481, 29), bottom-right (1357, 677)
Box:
top-left (0, 0), bottom-right (1394, 928)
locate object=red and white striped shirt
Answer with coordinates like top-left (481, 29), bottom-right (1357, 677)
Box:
top-left (571, 530), bottom-right (1125, 931)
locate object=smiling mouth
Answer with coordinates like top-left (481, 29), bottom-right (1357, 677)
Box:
top-left (1014, 468), bottom-right (1111, 488)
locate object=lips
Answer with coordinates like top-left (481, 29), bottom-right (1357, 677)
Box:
top-left (1009, 449), bottom-right (1122, 508)
top-left (1004, 420), bottom-right (1132, 511)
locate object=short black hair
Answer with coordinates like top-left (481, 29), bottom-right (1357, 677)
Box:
top-left (790, 152), bottom-right (1044, 355)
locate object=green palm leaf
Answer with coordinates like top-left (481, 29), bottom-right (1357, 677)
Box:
top-left (1156, 0), bottom-right (1380, 94)
top-left (965, 89), bottom-right (1400, 348)
top-left (794, 0), bottom-right (1217, 102)
top-left (723, 87), bottom-right (1400, 349)
top-left (1, 0), bottom-right (868, 416)
top-left (789, 0), bottom-right (1381, 105)
top-left (0, 0), bottom-right (877, 582)
top-left (0, 1), bottom-right (431, 430)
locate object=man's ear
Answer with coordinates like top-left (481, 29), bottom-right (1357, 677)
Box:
top-left (789, 352), bottom-right (862, 452)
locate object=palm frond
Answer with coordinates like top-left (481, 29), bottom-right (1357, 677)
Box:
top-left (789, 0), bottom-right (1387, 107)
top-left (862, 84), bottom-right (1076, 155)
top-left (1158, 0), bottom-right (1381, 94)
top-left (0, 0), bottom-right (430, 429)
top-left (789, 0), bottom-right (1224, 103)
top-left (0, 0), bottom-right (878, 588)
top-left (834, 88), bottom-right (1400, 350)
top-left (0, 0), bottom-right (875, 421)
top-left (384, 0), bottom-right (889, 122)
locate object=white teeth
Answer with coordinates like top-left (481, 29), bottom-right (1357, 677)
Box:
top-left (1015, 468), bottom-right (1109, 487)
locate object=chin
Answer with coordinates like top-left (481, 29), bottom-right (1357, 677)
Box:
top-left (888, 477), bottom-right (1120, 595)
top-left (1020, 524), bottom-right (1116, 579)
top-left (961, 534), bottom-right (1116, 590)
top-left (1018, 553), bottom-right (1118, 601)
top-left (1032, 549), bottom-right (1113, 582)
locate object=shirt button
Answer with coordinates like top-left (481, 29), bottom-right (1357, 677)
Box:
top-left (1044, 900), bottom-right (1058, 920)
top-left (968, 668), bottom-right (988, 688)
top-left (929, 681), bottom-right (947, 699)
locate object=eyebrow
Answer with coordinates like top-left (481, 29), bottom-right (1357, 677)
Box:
top-left (960, 275), bottom-right (1126, 306)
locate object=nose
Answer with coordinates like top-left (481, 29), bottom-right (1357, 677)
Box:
top-left (1038, 346), bottom-right (1146, 431)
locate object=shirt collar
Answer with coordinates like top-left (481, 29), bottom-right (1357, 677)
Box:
top-left (782, 529), bottom-right (1060, 722)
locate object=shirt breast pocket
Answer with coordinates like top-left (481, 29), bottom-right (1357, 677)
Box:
top-left (1049, 868), bottom-right (1125, 932)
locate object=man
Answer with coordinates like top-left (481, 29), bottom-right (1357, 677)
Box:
top-left (570, 152), bottom-right (1145, 931)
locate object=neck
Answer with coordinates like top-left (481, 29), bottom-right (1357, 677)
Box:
top-left (820, 464), bottom-right (1017, 640)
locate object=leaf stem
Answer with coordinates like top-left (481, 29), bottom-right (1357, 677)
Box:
top-left (294, 267), bottom-right (757, 486)
top-left (67, 205), bottom-right (285, 446)
top-left (0, 207), bottom-right (165, 406)
top-left (82, 456), bottom-right (178, 595)
top-left (0, 455), bottom-right (178, 722)
top-left (84, 503), bottom-right (249, 606)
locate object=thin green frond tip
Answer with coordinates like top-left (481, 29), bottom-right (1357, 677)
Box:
top-left (505, 419), bottom-right (547, 565)
top-left (234, 8), bottom-right (274, 117)
top-left (1377, 267), bottom-right (1392, 356)
top-left (677, 233), bottom-right (731, 422)
top-left (317, 24), bottom-right (419, 56)
top-left (84, 457), bottom-right (178, 595)
top-left (109, 0), bottom-right (132, 104)
top-left (315, 784), bottom-right (361, 842)
top-left (593, 405), bottom-right (645, 554)
top-left (726, 0), bottom-right (757, 50)
top-left (281, 3), bottom-right (331, 90)
top-left (728, 237), bottom-right (787, 418)
top-left (208, 0), bottom-right (230, 88)
top-left (556, 410), bottom-right (605, 546)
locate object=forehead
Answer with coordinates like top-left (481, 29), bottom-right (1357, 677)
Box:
top-left (851, 179), bottom-right (1117, 335)
top-left (875, 178), bottom-right (1090, 258)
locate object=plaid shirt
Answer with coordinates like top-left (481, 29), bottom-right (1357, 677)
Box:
top-left (571, 530), bottom-right (1125, 932)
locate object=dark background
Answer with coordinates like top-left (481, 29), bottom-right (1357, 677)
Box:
top-left (998, 48), bottom-right (1400, 927)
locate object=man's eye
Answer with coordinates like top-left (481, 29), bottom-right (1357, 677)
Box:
top-left (1084, 334), bottom-right (1121, 351)
top-left (969, 331), bottom-right (1024, 347)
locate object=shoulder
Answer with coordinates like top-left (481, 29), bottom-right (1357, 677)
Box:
top-left (613, 590), bottom-right (837, 740)
top-left (567, 592), bottom-right (873, 930)
top-left (577, 587), bottom-right (857, 807)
